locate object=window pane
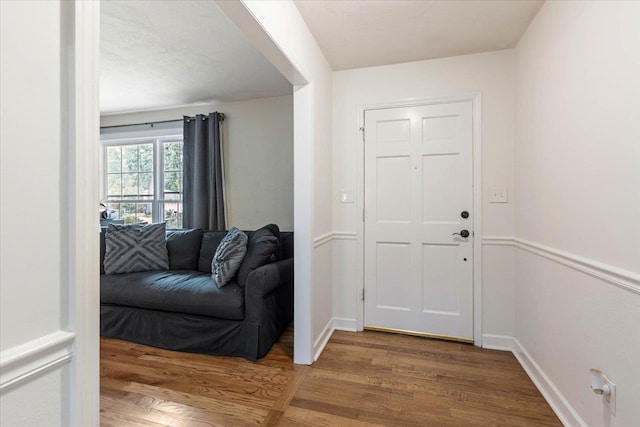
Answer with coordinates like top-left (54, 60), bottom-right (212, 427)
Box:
top-left (139, 172), bottom-right (153, 196)
top-left (107, 174), bottom-right (122, 199)
top-left (164, 142), bottom-right (182, 171)
top-left (164, 171), bottom-right (181, 194)
top-left (122, 145), bottom-right (139, 172)
top-left (136, 203), bottom-right (152, 224)
top-left (120, 203), bottom-right (137, 224)
top-left (122, 173), bottom-right (139, 199)
top-left (105, 203), bottom-right (120, 220)
top-left (107, 146), bottom-right (121, 173)
top-left (139, 144), bottom-right (153, 172)
top-left (163, 201), bottom-right (183, 229)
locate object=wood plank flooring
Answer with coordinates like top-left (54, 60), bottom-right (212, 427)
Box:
top-left (101, 327), bottom-right (561, 426)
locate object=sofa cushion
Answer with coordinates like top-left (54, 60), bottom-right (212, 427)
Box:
top-left (167, 228), bottom-right (204, 270)
top-left (198, 231), bottom-right (227, 273)
top-left (212, 227), bottom-right (248, 288)
top-left (101, 271), bottom-right (244, 320)
top-left (237, 224), bottom-right (281, 288)
top-left (100, 228), bottom-right (106, 274)
top-left (280, 232), bottom-right (294, 260)
top-left (104, 223), bottom-right (169, 275)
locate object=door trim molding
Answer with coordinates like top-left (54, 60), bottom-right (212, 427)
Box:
top-left (69, 1), bottom-right (101, 425)
top-left (356, 93), bottom-right (483, 346)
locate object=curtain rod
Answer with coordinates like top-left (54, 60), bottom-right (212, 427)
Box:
top-left (184, 113), bottom-right (226, 123)
top-left (101, 113), bottom-right (225, 130)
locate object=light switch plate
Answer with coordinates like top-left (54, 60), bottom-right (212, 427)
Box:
top-left (489, 188), bottom-right (508, 203)
top-left (340, 189), bottom-right (354, 203)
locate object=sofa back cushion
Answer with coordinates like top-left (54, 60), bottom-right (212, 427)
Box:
top-left (166, 228), bottom-right (204, 270)
top-left (280, 232), bottom-right (294, 260)
top-left (100, 228), bottom-right (106, 274)
top-left (104, 223), bottom-right (169, 275)
top-left (198, 230), bottom-right (227, 273)
top-left (236, 224), bottom-right (281, 288)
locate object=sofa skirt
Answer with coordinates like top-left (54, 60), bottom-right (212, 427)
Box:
top-left (100, 305), bottom-right (279, 361)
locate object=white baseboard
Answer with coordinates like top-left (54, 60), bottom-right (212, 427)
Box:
top-left (512, 338), bottom-right (586, 427)
top-left (481, 334), bottom-right (514, 351)
top-left (313, 318), bottom-right (335, 361)
top-left (333, 317), bottom-right (357, 331)
top-left (313, 318), bottom-right (358, 361)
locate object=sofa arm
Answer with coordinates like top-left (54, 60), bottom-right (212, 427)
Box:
top-left (244, 258), bottom-right (293, 322)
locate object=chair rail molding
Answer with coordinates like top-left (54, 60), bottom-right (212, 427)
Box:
top-left (313, 232), bottom-right (333, 248)
top-left (313, 232), bottom-right (358, 248)
top-left (0, 330), bottom-right (76, 393)
top-left (482, 236), bottom-right (640, 295)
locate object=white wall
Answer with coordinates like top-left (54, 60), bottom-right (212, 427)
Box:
top-left (514, 2), bottom-right (640, 426)
top-left (100, 95), bottom-right (294, 231)
top-left (332, 50), bottom-right (517, 337)
top-left (0, 1), bottom-right (71, 425)
top-left (217, 0), bottom-right (334, 363)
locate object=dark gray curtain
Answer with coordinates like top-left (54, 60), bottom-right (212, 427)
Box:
top-left (183, 112), bottom-right (226, 230)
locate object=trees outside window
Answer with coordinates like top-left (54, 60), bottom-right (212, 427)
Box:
top-left (103, 138), bottom-right (183, 228)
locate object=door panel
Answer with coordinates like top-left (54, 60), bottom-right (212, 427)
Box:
top-left (375, 242), bottom-right (411, 311)
top-left (422, 154), bottom-right (459, 222)
top-left (376, 156), bottom-right (411, 222)
top-left (364, 101), bottom-right (473, 341)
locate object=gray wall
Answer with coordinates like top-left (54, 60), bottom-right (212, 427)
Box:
top-left (100, 95), bottom-right (294, 231)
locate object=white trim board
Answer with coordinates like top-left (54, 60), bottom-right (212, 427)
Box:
top-left (355, 94), bottom-right (483, 346)
top-left (313, 318), bottom-right (335, 362)
top-left (333, 317), bottom-right (358, 332)
top-left (69, 1), bottom-right (101, 425)
top-left (313, 232), bottom-right (357, 248)
top-left (481, 334), bottom-right (514, 352)
top-left (313, 317), bottom-right (358, 362)
top-left (313, 232), bottom-right (333, 248)
top-left (482, 236), bottom-right (640, 295)
top-left (0, 330), bottom-right (75, 393)
top-left (513, 338), bottom-right (587, 427)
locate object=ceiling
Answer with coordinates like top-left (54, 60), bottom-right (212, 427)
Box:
top-left (295, 0), bottom-right (544, 71)
top-left (100, 0), bottom-right (292, 114)
top-left (101, 0), bottom-right (544, 114)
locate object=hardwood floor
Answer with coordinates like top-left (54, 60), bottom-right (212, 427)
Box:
top-left (101, 327), bottom-right (561, 426)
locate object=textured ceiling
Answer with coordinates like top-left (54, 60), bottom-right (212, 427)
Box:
top-left (295, 0), bottom-right (544, 70)
top-left (100, 0), bottom-right (292, 114)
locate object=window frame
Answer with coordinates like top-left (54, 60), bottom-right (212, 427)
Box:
top-left (100, 125), bottom-right (184, 228)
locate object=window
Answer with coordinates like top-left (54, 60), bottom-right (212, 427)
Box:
top-left (102, 128), bottom-right (183, 228)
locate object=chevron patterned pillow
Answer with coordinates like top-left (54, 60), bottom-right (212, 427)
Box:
top-left (211, 227), bottom-right (248, 288)
top-left (104, 223), bottom-right (169, 275)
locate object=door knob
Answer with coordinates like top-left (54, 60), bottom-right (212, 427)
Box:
top-left (452, 229), bottom-right (470, 238)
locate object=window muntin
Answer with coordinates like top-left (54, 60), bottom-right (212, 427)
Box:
top-left (102, 136), bottom-right (183, 228)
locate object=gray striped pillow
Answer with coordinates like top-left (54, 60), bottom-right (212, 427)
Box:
top-left (104, 223), bottom-right (169, 275)
top-left (212, 227), bottom-right (248, 288)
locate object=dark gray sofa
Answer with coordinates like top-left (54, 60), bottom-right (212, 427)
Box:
top-left (99, 227), bottom-right (294, 361)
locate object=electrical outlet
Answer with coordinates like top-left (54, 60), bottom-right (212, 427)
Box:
top-left (603, 375), bottom-right (616, 415)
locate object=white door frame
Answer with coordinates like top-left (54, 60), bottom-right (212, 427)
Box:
top-left (71, 6), bottom-right (317, 425)
top-left (69, 1), bottom-right (101, 425)
top-left (355, 94), bottom-right (483, 346)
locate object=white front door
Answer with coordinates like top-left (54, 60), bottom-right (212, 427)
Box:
top-left (363, 101), bottom-right (474, 341)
